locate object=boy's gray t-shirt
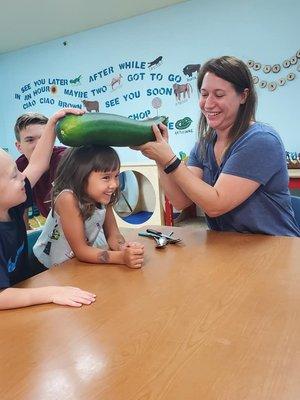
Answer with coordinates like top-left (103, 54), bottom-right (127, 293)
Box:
top-left (188, 122), bottom-right (300, 236)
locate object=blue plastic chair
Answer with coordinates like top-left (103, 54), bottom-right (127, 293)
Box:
top-left (27, 228), bottom-right (42, 260)
top-left (119, 172), bottom-right (133, 212)
top-left (290, 195), bottom-right (300, 227)
top-left (27, 228), bottom-right (48, 274)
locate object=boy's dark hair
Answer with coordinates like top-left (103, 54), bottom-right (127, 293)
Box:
top-left (14, 113), bottom-right (48, 141)
top-left (52, 145), bottom-right (121, 220)
top-left (197, 55), bottom-right (257, 157)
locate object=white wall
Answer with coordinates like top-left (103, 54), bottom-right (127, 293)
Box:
top-left (0, 0), bottom-right (299, 162)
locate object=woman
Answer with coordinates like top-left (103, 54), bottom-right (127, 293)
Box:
top-left (134, 56), bottom-right (300, 236)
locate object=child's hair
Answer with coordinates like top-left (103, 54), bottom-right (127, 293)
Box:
top-left (52, 145), bottom-right (121, 220)
top-left (14, 113), bottom-right (48, 141)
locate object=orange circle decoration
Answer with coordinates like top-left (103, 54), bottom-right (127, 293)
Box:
top-left (50, 85), bottom-right (58, 95)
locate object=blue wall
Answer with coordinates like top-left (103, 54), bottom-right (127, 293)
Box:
top-left (0, 0), bottom-right (299, 163)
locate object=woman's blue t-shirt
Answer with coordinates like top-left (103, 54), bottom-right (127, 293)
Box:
top-left (188, 122), bottom-right (300, 237)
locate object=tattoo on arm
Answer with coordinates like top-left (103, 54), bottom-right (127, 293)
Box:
top-left (117, 235), bottom-right (125, 249)
top-left (98, 250), bottom-right (110, 264)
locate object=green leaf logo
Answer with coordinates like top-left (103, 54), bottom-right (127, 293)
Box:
top-left (175, 117), bottom-right (192, 130)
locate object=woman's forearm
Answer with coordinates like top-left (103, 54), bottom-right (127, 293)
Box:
top-left (170, 163), bottom-right (223, 216)
top-left (158, 165), bottom-right (193, 210)
top-left (170, 162), bottom-right (259, 217)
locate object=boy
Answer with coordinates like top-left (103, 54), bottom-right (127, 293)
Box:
top-left (15, 112), bottom-right (66, 219)
top-left (0, 109), bottom-right (96, 310)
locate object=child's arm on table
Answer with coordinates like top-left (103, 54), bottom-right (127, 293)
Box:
top-left (103, 206), bottom-right (144, 250)
top-left (24, 108), bottom-right (84, 188)
top-left (0, 286), bottom-right (96, 310)
top-left (103, 206), bottom-right (127, 249)
top-left (103, 206), bottom-right (145, 268)
top-left (57, 193), bottom-right (144, 268)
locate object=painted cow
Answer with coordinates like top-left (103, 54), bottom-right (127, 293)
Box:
top-left (183, 64), bottom-right (201, 77)
top-left (82, 100), bottom-right (99, 112)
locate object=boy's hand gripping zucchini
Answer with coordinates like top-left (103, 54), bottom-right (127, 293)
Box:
top-left (55, 112), bottom-right (169, 147)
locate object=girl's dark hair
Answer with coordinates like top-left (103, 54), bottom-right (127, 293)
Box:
top-left (197, 55), bottom-right (257, 157)
top-left (52, 145), bottom-right (120, 220)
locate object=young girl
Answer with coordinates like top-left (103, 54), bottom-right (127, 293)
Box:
top-left (33, 145), bottom-right (144, 268)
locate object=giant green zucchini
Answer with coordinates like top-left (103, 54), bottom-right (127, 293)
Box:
top-left (56, 113), bottom-right (168, 147)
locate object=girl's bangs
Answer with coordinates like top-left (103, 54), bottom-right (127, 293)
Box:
top-left (93, 149), bottom-right (120, 173)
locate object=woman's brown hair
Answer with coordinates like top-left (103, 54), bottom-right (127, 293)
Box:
top-left (197, 55), bottom-right (257, 157)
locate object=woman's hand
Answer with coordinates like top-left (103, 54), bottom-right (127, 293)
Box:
top-left (155, 122), bottom-right (169, 142)
top-left (132, 123), bottom-right (175, 167)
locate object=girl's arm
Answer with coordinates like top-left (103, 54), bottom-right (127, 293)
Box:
top-left (103, 205), bottom-right (126, 250)
top-left (24, 108), bottom-right (84, 188)
top-left (0, 286), bottom-right (96, 310)
top-left (56, 192), bottom-right (144, 267)
top-left (103, 206), bottom-right (144, 265)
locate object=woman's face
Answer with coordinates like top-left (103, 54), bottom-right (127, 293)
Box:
top-left (199, 72), bottom-right (247, 135)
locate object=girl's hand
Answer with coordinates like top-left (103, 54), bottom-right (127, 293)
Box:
top-left (121, 242), bottom-right (144, 269)
top-left (131, 123), bottom-right (175, 167)
top-left (49, 286), bottom-right (96, 307)
top-left (120, 241), bottom-right (144, 250)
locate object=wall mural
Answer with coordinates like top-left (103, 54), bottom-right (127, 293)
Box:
top-left (13, 57), bottom-right (201, 113)
top-left (12, 55), bottom-right (200, 159)
top-left (12, 51), bottom-right (299, 168)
